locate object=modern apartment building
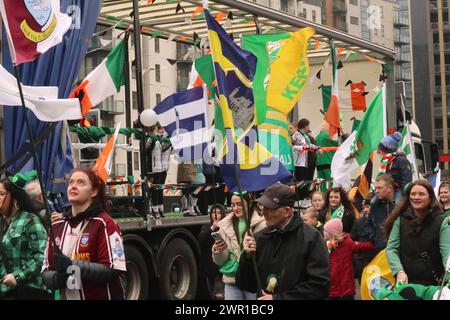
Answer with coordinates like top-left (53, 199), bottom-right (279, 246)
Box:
top-left (430, 0), bottom-right (450, 154)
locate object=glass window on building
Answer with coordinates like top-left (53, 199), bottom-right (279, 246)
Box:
top-left (154, 37), bottom-right (160, 53)
top-left (134, 152), bottom-right (140, 171)
top-left (350, 0), bottom-right (358, 5)
top-left (312, 10), bottom-right (316, 22)
top-left (132, 91), bottom-right (138, 110)
top-left (156, 93), bottom-right (161, 104)
top-left (350, 16), bottom-right (359, 25)
top-left (381, 25), bottom-right (384, 37)
top-left (155, 64), bottom-right (161, 82)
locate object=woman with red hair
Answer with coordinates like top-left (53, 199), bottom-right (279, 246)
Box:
top-left (42, 168), bottom-right (126, 300)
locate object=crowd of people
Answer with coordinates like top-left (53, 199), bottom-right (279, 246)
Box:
top-left (197, 119), bottom-right (450, 300)
top-left (0, 117), bottom-right (449, 300)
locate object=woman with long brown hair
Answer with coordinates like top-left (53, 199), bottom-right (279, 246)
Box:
top-left (42, 168), bottom-right (126, 300)
top-left (322, 187), bottom-right (355, 233)
top-left (385, 180), bottom-right (450, 286)
top-left (212, 192), bottom-right (266, 300)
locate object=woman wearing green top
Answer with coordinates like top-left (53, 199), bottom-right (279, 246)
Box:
top-left (438, 181), bottom-right (450, 218)
top-left (212, 193), bottom-right (266, 300)
top-left (385, 180), bottom-right (450, 286)
top-left (0, 174), bottom-right (49, 299)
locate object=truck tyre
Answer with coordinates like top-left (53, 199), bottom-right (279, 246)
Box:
top-left (159, 238), bottom-right (197, 300)
top-left (122, 245), bottom-right (149, 300)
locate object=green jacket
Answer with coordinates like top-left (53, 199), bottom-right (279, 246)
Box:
top-left (0, 211), bottom-right (48, 297)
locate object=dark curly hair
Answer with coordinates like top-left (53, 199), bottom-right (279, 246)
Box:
top-left (323, 187), bottom-right (353, 212)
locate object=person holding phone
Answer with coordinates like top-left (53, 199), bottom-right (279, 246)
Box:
top-left (212, 192), bottom-right (266, 300)
top-left (198, 204), bottom-right (227, 299)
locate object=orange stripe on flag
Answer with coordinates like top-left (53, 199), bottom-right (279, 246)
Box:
top-left (337, 47), bottom-right (345, 56)
top-left (193, 75), bottom-right (204, 87)
top-left (314, 39), bottom-right (320, 50)
top-left (324, 96), bottom-right (340, 138)
top-left (69, 79), bottom-right (93, 116)
top-left (245, 20), bottom-right (256, 25)
top-left (363, 54), bottom-right (376, 62)
top-left (190, 6), bottom-right (204, 19)
top-left (215, 12), bottom-right (227, 22)
top-left (93, 123), bottom-right (121, 182)
top-left (178, 36), bottom-right (188, 41)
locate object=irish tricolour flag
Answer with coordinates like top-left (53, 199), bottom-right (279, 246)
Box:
top-left (331, 84), bottom-right (387, 189)
top-left (70, 38), bottom-right (126, 116)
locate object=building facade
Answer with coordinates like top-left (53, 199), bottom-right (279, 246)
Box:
top-left (429, 0), bottom-right (450, 154)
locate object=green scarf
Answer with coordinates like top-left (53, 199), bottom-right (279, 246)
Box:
top-left (326, 204), bottom-right (345, 221)
top-left (300, 130), bottom-right (311, 145)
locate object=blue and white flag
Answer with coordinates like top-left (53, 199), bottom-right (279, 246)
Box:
top-left (154, 86), bottom-right (210, 161)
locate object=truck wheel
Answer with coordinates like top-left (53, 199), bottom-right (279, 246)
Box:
top-left (122, 245), bottom-right (149, 300)
top-left (159, 238), bottom-right (197, 300)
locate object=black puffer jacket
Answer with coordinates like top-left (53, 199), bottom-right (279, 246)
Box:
top-left (237, 213), bottom-right (330, 300)
top-left (386, 153), bottom-right (412, 189)
top-left (197, 223), bottom-right (220, 277)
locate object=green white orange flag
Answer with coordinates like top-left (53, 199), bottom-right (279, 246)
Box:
top-left (399, 124), bottom-right (419, 180)
top-left (331, 84), bottom-right (387, 189)
top-left (324, 42), bottom-right (341, 140)
top-left (93, 122), bottom-right (121, 182)
top-left (70, 38), bottom-right (126, 116)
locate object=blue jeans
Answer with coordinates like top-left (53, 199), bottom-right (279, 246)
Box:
top-left (224, 284), bottom-right (257, 300)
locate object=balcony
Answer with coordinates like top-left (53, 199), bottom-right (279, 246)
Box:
top-left (434, 85), bottom-right (450, 95)
top-left (431, 22), bottom-right (450, 32)
top-left (333, 1), bottom-right (347, 14)
top-left (434, 42), bottom-right (450, 52)
top-left (435, 64), bottom-right (450, 74)
top-left (395, 53), bottom-right (410, 64)
top-left (334, 21), bottom-right (348, 33)
top-left (111, 164), bottom-right (127, 177)
top-left (98, 98), bottom-right (124, 115)
top-left (394, 34), bottom-right (409, 45)
top-left (394, 14), bottom-right (408, 27)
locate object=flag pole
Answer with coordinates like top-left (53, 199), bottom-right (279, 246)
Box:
top-left (132, 0), bottom-right (151, 221)
top-left (12, 65), bottom-right (58, 248)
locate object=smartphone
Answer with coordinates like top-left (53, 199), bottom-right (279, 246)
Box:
top-left (211, 231), bottom-right (224, 243)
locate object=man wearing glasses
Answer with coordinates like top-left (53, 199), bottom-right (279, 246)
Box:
top-left (237, 183), bottom-right (330, 300)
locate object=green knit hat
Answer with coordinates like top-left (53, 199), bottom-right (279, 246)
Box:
top-left (8, 170), bottom-right (37, 190)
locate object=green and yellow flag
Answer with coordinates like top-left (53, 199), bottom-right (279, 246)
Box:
top-left (242, 28), bottom-right (314, 170)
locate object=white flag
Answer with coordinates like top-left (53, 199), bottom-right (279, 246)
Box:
top-left (0, 64), bottom-right (81, 121)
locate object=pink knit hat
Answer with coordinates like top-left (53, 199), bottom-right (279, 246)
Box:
top-left (324, 219), bottom-right (343, 237)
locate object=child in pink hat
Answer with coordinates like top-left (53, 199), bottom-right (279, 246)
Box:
top-left (324, 219), bottom-right (375, 300)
